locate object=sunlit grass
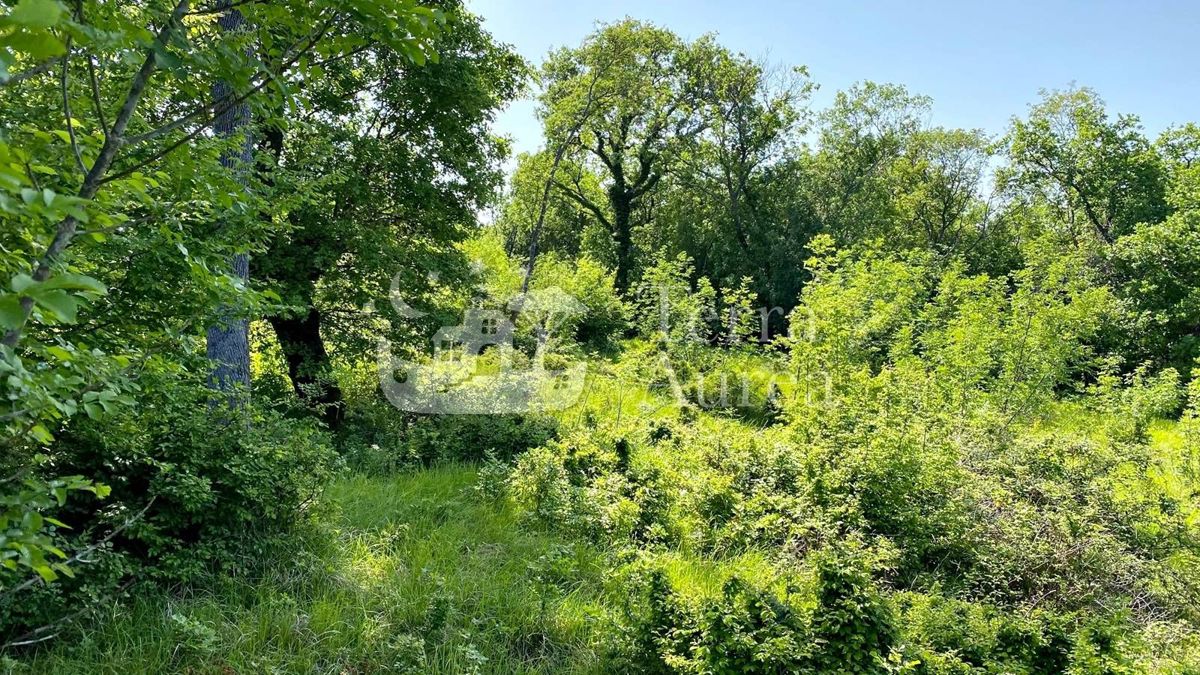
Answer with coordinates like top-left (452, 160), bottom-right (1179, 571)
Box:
top-left (14, 468), bottom-right (614, 674)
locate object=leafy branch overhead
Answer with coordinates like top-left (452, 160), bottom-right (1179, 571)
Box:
top-left (0, 0), bottom-right (445, 598)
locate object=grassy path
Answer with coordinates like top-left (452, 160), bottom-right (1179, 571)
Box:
top-left (15, 468), bottom-right (612, 674)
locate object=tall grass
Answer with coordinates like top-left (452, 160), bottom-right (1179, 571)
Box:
top-left (11, 468), bottom-right (613, 674)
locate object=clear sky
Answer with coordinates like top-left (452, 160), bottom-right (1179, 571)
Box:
top-left (467, 0), bottom-right (1198, 159)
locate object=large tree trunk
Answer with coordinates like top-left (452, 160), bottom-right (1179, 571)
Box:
top-left (269, 308), bottom-right (344, 429)
top-left (611, 188), bottom-right (635, 295)
top-left (256, 119), bottom-right (345, 427)
top-left (206, 2), bottom-right (253, 400)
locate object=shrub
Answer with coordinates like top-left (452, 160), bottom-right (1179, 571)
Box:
top-left (530, 253), bottom-right (628, 349)
top-left (895, 593), bottom-right (1135, 674)
top-left (47, 373), bottom-right (339, 584)
top-left (401, 413), bottom-right (558, 465)
top-left (633, 252), bottom-right (717, 346)
top-left (617, 546), bottom-right (898, 674)
top-left (807, 543), bottom-right (899, 673)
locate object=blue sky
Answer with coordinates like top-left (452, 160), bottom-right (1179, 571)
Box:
top-left (467, 0), bottom-right (1198, 158)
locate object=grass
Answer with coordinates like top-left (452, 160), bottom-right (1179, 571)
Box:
top-left (12, 468), bottom-right (615, 674)
top-left (11, 355), bottom-right (1196, 672)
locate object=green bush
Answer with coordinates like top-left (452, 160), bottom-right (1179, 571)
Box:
top-left (616, 545), bottom-right (897, 674)
top-left (895, 593), bottom-right (1135, 674)
top-left (506, 429), bottom-right (674, 545)
top-left (530, 253), bottom-right (629, 350)
top-left (337, 374), bottom-right (560, 474)
top-left (47, 373), bottom-right (339, 584)
top-left (401, 413), bottom-right (558, 465)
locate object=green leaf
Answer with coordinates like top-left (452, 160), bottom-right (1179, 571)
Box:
top-left (7, 0), bottom-right (64, 29)
top-left (0, 294), bottom-right (23, 329)
top-left (30, 423), bottom-right (54, 444)
top-left (151, 45), bottom-right (183, 70)
top-left (33, 288), bottom-right (78, 322)
top-left (0, 29), bottom-right (65, 61)
top-left (11, 273), bottom-right (35, 293)
top-left (23, 511), bottom-right (42, 531)
top-left (33, 564), bottom-right (57, 583)
top-left (42, 273), bottom-right (105, 294)
top-left (45, 345), bottom-right (72, 361)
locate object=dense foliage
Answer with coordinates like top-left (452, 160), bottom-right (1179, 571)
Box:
top-left (1, 4), bottom-right (1197, 673)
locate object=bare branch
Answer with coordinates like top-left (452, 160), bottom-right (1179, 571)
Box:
top-left (85, 56), bottom-right (109, 137)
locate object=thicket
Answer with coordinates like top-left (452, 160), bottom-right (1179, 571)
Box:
top-left (1, 5), bottom-right (1198, 672)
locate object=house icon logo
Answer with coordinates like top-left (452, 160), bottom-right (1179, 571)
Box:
top-left (433, 308), bottom-right (514, 363)
top-left (378, 289), bottom-right (588, 414)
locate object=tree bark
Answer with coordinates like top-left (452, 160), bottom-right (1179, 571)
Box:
top-left (269, 309), bottom-right (344, 428)
top-left (206, 2), bottom-right (253, 399)
top-left (610, 187), bottom-right (635, 295)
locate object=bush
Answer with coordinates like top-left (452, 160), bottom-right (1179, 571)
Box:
top-left (530, 253), bottom-right (628, 350)
top-left (506, 428), bottom-right (674, 545)
top-left (616, 545), bottom-right (897, 674)
top-left (47, 373), bottom-right (339, 584)
top-left (633, 252), bottom-right (717, 346)
top-left (895, 593), bottom-right (1134, 674)
top-left (343, 406), bottom-right (559, 474)
top-left (402, 413), bottom-right (559, 465)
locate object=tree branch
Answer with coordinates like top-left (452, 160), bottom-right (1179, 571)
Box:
top-left (1, 0), bottom-right (192, 349)
top-left (59, 39), bottom-right (87, 177)
top-left (0, 57), bottom-right (63, 88)
top-left (521, 65), bottom-right (606, 293)
top-left (552, 178), bottom-right (611, 231)
top-left (86, 55), bottom-right (108, 137)
top-left (188, 0), bottom-right (261, 17)
top-left (108, 18), bottom-right (333, 183)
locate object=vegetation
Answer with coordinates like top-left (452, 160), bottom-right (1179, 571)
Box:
top-left (1, 3), bottom-right (1198, 673)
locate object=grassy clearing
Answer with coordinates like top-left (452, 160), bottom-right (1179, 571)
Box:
top-left (12, 468), bottom-right (614, 674)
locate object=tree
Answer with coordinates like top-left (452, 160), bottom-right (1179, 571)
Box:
top-left (497, 150), bottom-right (607, 263)
top-left (1005, 87), bottom-right (1168, 244)
top-left (0, 0), bottom-right (442, 588)
top-left (1109, 124), bottom-right (1200, 372)
top-left (693, 50), bottom-right (808, 263)
top-left (205, 0), bottom-right (254, 399)
top-left (808, 81), bottom-right (931, 245)
top-left (540, 19), bottom-right (706, 294)
top-left (657, 49), bottom-right (810, 306)
top-left (255, 2), bottom-right (524, 426)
